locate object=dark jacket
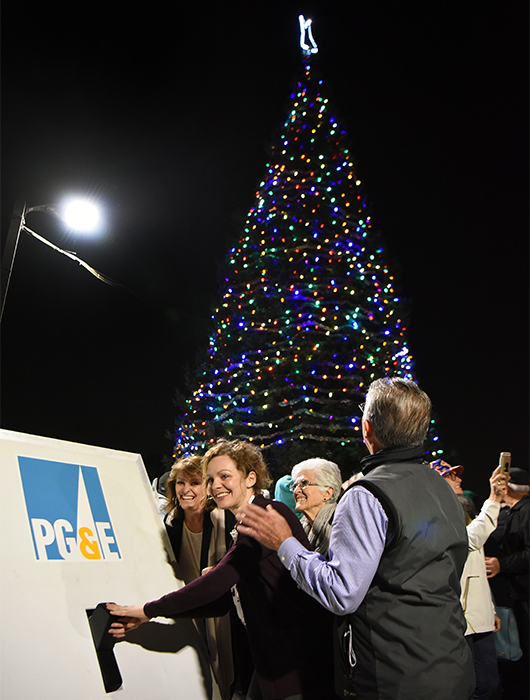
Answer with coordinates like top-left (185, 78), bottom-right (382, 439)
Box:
top-left (165, 508), bottom-right (235, 572)
top-left (145, 495), bottom-right (335, 700)
top-left (346, 445), bottom-right (474, 700)
top-left (485, 495), bottom-right (529, 601)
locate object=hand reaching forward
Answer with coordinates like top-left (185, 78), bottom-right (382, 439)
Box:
top-left (236, 503), bottom-right (293, 551)
top-left (107, 603), bottom-right (149, 638)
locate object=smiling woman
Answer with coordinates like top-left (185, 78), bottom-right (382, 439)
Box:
top-left (164, 456), bottom-right (234, 584)
top-left (108, 440), bottom-right (334, 700)
top-left (290, 458), bottom-right (343, 556)
top-left (161, 456), bottom-right (236, 700)
top-left (204, 440), bottom-right (272, 515)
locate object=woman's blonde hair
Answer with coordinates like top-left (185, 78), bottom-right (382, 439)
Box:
top-left (202, 439), bottom-right (272, 492)
top-left (164, 455), bottom-right (207, 514)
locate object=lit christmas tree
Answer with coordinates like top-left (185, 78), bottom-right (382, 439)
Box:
top-left (173, 17), bottom-right (443, 475)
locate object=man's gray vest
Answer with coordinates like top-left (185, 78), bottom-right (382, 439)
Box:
top-left (346, 452), bottom-right (475, 700)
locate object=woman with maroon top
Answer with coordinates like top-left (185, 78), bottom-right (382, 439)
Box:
top-left (108, 440), bottom-right (334, 700)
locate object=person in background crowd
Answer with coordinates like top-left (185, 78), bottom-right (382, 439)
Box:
top-left (163, 456), bottom-right (236, 700)
top-left (431, 459), bottom-right (508, 700)
top-left (108, 440), bottom-right (335, 700)
top-left (289, 458), bottom-right (342, 556)
top-left (341, 470), bottom-right (364, 491)
top-left (273, 474), bottom-right (302, 519)
top-left (152, 470), bottom-right (170, 515)
top-left (463, 488), bottom-right (480, 512)
top-left (236, 377), bottom-right (475, 700)
top-left (485, 466), bottom-right (529, 700)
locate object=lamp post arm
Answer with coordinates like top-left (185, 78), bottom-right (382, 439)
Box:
top-left (25, 204), bottom-right (60, 218)
top-left (1, 202), bottom-right (26, 323)
top-left (21, 224), bottom-right (123, 288)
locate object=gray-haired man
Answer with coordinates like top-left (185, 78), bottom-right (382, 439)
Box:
top-left (237, 377), bottom-right (475, 700)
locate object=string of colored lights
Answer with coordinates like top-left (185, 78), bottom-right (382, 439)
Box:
top-left (173, 53), bottom-right (443, 463)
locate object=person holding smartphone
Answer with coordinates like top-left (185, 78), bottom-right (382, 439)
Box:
top-left (431, 459), bottom-right (508, 700)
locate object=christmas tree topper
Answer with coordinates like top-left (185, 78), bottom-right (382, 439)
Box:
top-left (299, 15), bottom-right (318, 55)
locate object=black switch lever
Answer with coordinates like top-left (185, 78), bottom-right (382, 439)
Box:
top-left (87, 603), bottom-right (123, 693)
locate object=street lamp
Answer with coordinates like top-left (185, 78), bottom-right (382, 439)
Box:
top-left (1, 197), bottom-right (118, 323)
top-left (25, 199), bottom-right (101, 233)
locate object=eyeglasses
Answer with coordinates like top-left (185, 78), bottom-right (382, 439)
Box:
top-left (289, 479), bottom-right (319, 492)
top-left (358, 402), bottom-right (365, 413)
top-left (446, 471), bottom-right (461, 481)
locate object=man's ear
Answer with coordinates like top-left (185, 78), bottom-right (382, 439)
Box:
top-left (362, 418), bottom-right (379, 455)
top-left (362, 418), bottom-right (373, 440)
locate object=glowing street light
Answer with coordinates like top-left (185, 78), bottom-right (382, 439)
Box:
top-left (60, 198), bottom-right (101, 232)
top-left (1, 197), bottom-right (118, 323)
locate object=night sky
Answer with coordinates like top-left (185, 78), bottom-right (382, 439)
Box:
top-left (2, 2), bottom-right (528, 502)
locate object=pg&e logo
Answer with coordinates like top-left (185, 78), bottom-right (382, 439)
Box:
top-left (18, 456), bottom-right (121, 562)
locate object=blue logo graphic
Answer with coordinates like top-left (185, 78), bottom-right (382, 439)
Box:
top-left (19, 456), bottom-right (121, 561)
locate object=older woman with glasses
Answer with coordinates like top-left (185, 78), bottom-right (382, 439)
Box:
top-left (290, 458), bottom-right (343, 557)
